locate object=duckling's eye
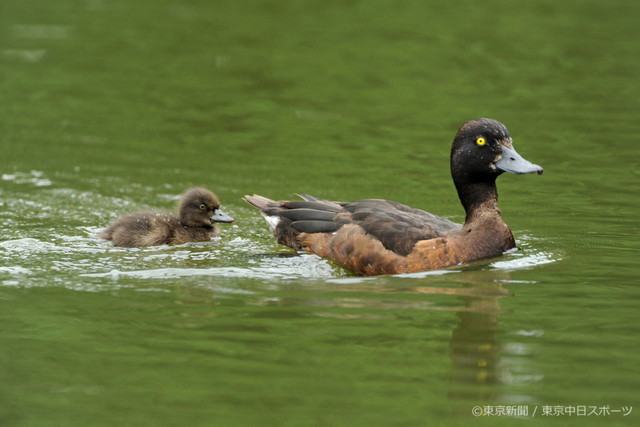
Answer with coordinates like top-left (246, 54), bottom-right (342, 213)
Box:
top-left (199, 204), bottom-right (206, 210)
top-left (476, 137), bottom-right (487, 146)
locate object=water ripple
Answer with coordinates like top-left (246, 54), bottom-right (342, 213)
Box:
top-left (490, 251), bottom-right (558, 270)
top-left (2, 170), bottom-right (52, 186)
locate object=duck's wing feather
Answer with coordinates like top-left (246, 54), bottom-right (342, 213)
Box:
top-left (244, 194), bottom-right (461, 256)
top-left (339, 199), bottom-right (461, 256)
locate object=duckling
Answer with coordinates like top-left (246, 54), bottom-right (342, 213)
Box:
top-left (244, 118), bottom-right (543, 276)
top-left (98, 188), bottom-right (234, 247)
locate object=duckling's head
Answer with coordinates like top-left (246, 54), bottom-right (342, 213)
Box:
top-left (450, 118), bottom-right (543, 184)
top-left (178, 188), bottom-right (234, 228)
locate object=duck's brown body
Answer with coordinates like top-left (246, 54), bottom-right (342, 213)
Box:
top-left (244, 119), bottom-right (542, 276)
top-left (244, 195), bottom-right (515, 275)
top-left (99, 188), bottom-right (233, 247)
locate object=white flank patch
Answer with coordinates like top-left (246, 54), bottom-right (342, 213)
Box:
top-left (261, 213), bottom-right (280, 233)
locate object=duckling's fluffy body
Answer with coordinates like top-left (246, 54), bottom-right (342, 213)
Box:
top-left (99, 188), bottom-right (233, 247)
top-left (245, 119), bottom-right (543, 276)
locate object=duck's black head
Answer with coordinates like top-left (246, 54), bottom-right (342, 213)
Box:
top-left (178, 188), bottom-right (234, 228)
top-left (450, 119), bottom-right (543, 213)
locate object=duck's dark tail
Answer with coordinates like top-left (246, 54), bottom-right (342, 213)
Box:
top-left (243, 194), bottom-right (344, 250)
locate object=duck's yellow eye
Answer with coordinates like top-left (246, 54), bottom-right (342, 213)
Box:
top-left (476, 137), bottom-right (486, 146)
top-left (199, 204), bottom-right (206, 210)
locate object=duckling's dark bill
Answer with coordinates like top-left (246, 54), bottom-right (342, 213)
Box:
top-left (496, 145), bottom-right (544, 175)
top-left (211, 209), bottom-right (234, 223)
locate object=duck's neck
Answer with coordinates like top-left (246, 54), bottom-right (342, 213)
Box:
top-left (452, 175), bottom-right (516, 254)
top-left (454, 178), bottom-right (502, 224)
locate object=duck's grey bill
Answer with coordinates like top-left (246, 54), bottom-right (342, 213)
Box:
top-left (496, 146), bottom-right (544, 175)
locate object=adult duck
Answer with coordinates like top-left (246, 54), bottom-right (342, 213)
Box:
top-left (244, 118), bottom-right (543, 275)
top-left (99, 187), bottom-right (234, 247)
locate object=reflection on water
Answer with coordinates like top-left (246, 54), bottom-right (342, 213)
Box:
top-left (322, 269), bottom-right (545, 404)
top-left (443, 272), bottom-right (544, 410)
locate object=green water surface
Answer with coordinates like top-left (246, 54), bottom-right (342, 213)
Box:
top-left (1, 0), bottom-right (639, 426)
